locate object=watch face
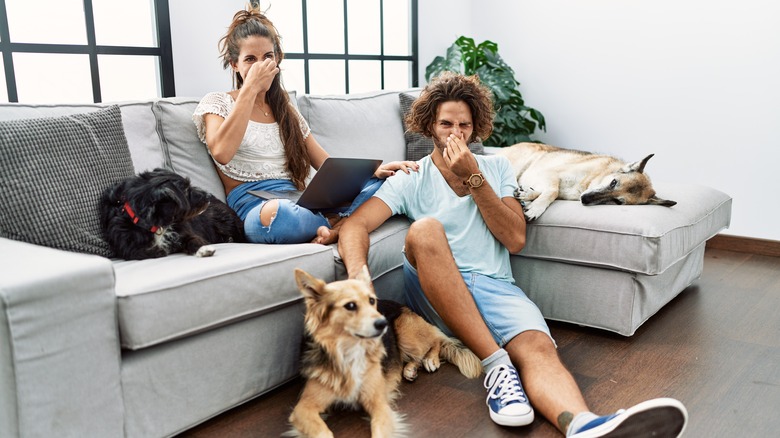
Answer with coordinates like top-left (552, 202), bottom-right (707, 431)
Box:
top-left (469, 174), bottom-right (484, 187)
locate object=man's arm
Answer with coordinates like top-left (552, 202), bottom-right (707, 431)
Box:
top-left (470, 185), bottom-right (527, 254)
top-left (337, 197), bottom-right (394, 279)
top-left (443, 134), bottom-right (526, 253)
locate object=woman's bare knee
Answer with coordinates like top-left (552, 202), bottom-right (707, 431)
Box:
top-left (260, 200), bottom-right (279, 226)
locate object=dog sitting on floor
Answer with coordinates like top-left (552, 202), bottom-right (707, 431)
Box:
top-left (289, 266), bottom-right (482, 438)
top-left (99, 168), bottom-right (245, 260)
top-left (496, 142), bottom-right (676, 221)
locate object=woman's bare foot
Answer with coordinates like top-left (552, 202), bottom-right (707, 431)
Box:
top-left (312, 226), bottom-right (332, 244)
top-left (313, 214), bottom-right (345, 244)
top-left (313, 220), bottom-right (343, 244)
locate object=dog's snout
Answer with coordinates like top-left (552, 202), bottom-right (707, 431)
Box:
top-left (374, 318), bottom-right (388, 331)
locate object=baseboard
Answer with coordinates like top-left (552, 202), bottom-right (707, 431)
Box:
top-left (707, 234), bottom-right (780, 258)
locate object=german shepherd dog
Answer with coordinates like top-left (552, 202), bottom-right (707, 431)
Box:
top-left (99, 168), bottom-right (245, 260)
top-left (289, 266), bottom-right (482, 438)
top-left (497, 142), bottom-right (676, 221)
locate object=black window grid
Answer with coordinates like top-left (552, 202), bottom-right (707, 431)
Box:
top-left (0, 0), bottom-right (175, 103)
top-left (268, 0), bottom-right (419, 94)
top-left (0, 0), bottom-right (418, 103)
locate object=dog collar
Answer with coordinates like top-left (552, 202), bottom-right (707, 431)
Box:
top-left (122, 201), bottom-right (161, 234)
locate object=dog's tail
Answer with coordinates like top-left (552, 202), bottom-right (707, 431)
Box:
top-left (440, 335), bottom-right (483, 379)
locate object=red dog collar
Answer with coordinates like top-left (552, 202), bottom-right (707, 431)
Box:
top-left (123, 201), bottom-right (161, 234)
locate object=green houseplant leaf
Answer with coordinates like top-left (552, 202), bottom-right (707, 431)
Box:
top-left (425, 36), bottom-right (546, 147)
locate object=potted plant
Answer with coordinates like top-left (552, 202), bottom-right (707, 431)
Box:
top-left (426, 36), bottom-right (546, 147)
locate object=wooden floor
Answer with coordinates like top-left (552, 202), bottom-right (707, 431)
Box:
top-left (181, 248), bottom-right (780, 437)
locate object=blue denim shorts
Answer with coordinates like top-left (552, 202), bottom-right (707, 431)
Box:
top-left (402, 255), bottom-right (553, 347)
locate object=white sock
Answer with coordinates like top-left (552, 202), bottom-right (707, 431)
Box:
top-left (566, 411), bottom-right (599, 436)
top-left (481, 348), bottom-right (512, 373)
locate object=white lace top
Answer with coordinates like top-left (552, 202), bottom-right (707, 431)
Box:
top-left (192, 91), bottom-right (311, 182)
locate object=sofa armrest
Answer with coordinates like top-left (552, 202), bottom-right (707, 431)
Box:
top-left (0, 238), bottom-right (124, 437)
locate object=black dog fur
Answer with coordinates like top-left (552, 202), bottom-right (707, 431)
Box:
top-left (99, 168), bottom-right (245, 260)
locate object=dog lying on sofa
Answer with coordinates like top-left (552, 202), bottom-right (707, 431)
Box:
top-left (99, 168), bottom-right (245, 259)
top-left (497, 142), bottom-right (677, 220)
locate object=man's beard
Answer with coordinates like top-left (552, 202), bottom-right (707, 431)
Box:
top-left (432, 137), bottom-right (446, 152)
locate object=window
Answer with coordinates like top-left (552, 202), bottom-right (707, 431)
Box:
top-left (263, 0), bottom-right (418, 95)
top-left (0, 0), bottom-right (174, 103)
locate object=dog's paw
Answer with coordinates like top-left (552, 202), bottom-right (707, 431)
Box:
top-left (512, 186), bottom-right (526, 203)
top-left (523, 202), bottom-right (547, 221)
top-left (403, 362), bottom-right (419, 381)
top-left (422, 356), bottom-right (441, 373)
top-left (283, 428), bottom-right (332, 438)
top-left (513, 185), bottom-right (539, 204)
top-left (195, 245), bottom-right (216, 257)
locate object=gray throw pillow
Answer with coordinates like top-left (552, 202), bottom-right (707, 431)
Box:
top-left (399, 92), bottom-right (485, 161)
top-left (0, 105), bottom-right (135, 257)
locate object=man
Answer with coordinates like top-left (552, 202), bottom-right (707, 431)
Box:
top-left (331, 72), bottom-right (687, 437)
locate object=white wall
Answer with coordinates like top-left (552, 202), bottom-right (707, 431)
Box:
top-left (169, 0), bottom-right (246, 97)
top-left (172, 0), bottom-right (779, 240)
top-left (417, 0), bottom-right (474, 79)
top-left (419, 0), bottom-right (780, 240)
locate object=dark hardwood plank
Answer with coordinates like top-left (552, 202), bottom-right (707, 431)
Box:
top-left (181, 248), bottom-right (780, 437)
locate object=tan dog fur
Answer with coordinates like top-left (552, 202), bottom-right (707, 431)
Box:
top-left (288, 266), bottom-right (481, 438)
top-left (497, 142), bottom-right (676, 220)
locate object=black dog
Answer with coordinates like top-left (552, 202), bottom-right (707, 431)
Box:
top-left (99, 168), bottom-right (245, 260)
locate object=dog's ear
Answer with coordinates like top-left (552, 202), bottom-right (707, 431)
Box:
top-left (646, 195), bottom-right (677, 207)
top-left (295, 268), bottom-right (327, 301)
top-left (624, 154), bottom-right (654, 173)
top-left (101, 180), bottom-right (126, 204)
top-left (356, 265), bottom-right (372, 286)
top-left (187, 186), bottom-right (211, 209)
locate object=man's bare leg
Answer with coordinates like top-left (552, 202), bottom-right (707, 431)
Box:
top-left (405, 218), bottom-right (537, 426)
top-left (505, 331), bottom-right (589, 433)
top-left (405, 218), bottom-right (593, 432)
top-left (404, 217), bottom-right (499, 359)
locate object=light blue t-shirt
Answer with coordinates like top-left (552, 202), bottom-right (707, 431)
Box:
top-left (375, 154), bottom-right (519, 283)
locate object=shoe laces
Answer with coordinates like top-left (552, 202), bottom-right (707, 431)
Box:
top-left (484, 364), bottom-right (527, 404)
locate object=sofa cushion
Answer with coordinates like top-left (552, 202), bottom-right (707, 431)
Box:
top-left (399, 91), bottom-right (485, 161)
top-left (114, 243), bottom-right (334, 350)
top-left (0, 106), bottom-right (135, 257)
top-left (0, 101), bottom-right (165, 172)
top-left (153, 98), bottom-right (226, 201)
top-left (297, 89), bottom-right (407, 164)
top-left (121, 303), bottom-right (306, 437)
top-left (513, 242), bottom-right (707, 336)
top-left (521, 182), bottom-right (732, 275)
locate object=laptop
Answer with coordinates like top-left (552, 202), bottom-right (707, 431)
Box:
top-left (248, 157), bottom-right (383, 210)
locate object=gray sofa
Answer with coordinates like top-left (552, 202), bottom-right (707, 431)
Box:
top-left (0, 89), bottom-right (731, 437)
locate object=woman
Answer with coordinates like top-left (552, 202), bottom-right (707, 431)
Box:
top-left (193, 5), bottom-right (416, 244)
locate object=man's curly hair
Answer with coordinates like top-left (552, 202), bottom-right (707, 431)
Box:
top-left (405, 72), bottom-right (494, 144)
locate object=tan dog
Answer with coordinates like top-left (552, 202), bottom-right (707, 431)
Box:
top-left (497, 142), bottom-right (676, 220)
top-left (288, 266), bottom-right (481, 438)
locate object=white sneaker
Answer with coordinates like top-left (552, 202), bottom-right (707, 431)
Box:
top-left (483, 364), bottom-right (534, 426)
top-left (569, 398), bottom-right (688, 437)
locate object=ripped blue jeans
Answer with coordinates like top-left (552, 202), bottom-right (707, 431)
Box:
top-left (226, 178), bottom-right (384, 244)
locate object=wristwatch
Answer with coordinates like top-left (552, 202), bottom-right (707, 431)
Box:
top-left (464, 173), bottom-right (485, 189)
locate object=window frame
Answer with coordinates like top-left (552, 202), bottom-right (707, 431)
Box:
top-left (0, 0), bottom-right (175, 103)
top-left (263, 0), bottom-right (419, 94)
